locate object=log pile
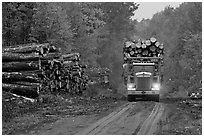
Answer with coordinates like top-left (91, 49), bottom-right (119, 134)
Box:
top-left (2, 43), bottom-right (88, 99)
top-left (41, 54), bottom-right (88, 95)
top-left (123, 37), bottom-right (164, 63)
top-left (2, 43), bottom-right (49, 99)
top-left (61, 53), bottom-right (88, 95)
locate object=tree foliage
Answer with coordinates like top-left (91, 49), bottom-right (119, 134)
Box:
top-left (2, 2), bottom-right (36, 46)
top-left (31, 3), bottom-right (73, 52)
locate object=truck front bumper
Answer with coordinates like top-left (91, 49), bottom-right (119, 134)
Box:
top-left (128, 90), bottom-right (159, 95)
top-left (127, 90), bottom-right (160, 102)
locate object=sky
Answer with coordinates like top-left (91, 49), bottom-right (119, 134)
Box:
top-left (132, 2), bottom-right (183, 21)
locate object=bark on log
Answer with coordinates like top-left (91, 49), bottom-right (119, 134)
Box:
top-left (3, 43), bottom-right (49, 53)
top-left (62, 53), bottom-right (79, 58)
top-left (2, 61), bottom-right (40, 72)
top-left (23, 70), bottom-right (44, 76)
top-left (2, 52), bottom-right (40, 62)
top-left (9, 82), bottom-right (41, 87)
top-left (42, 59), bottom-right (63, 67)
top-left (63, 61), bottom-right (79, 68)
top-left (2, 91), bottom-right (36, 102)
top-left (2, 72), bottom-right (40, 83)
top-left (2, 83), bottom-right (39, 99)
top-left (2, 52), bottom-right (62, 62)
top-left (40, 52), bottom-right (61, 60)
top-left (63, 56), bottom-right (80, 62)
top-left (48, 45), bottom-right (61, 53)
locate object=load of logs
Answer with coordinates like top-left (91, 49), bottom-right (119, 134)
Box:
top-left (123, 37), bottom-right (164, 62)
top-left (2, 43), bottom-right (88, 99)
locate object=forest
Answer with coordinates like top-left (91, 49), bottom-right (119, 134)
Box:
top-left (2, 2), bottom-right (202, 97)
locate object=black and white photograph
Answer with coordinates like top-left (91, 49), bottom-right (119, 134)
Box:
top-left (1, 1), bottom-right (202, 135)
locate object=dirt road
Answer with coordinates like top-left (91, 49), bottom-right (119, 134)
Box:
top-left (23, 101), bottom-right (162, 135)
top-left (77, 102), bottom-right (164, 135)
top-left (3, 97), bottom-right (201, 135)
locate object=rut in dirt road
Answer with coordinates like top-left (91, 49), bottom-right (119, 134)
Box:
top-left (76, 101), bottom-right (163, 135)
top-left (77, 102), bottom-right (133, 135)
top-left (136, 103), bottom-right (164, 135)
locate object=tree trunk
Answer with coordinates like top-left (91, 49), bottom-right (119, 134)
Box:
top-left (2, 61), bottom-right (40, 72)
top-left (40, 52), bottom-right (61, 60)
top-left (62, 53), bottom-right (79, 58)
top-left (2, 72), bottom-right (40, 83)
top-left (2, 52), bottom-right (62, 62)
top-left (62, 53), bottom-right (80, 61)
top-left (23, 70), bottom-right (44, 77)
top-left (3, 43), bottom-right (49, 53)
top-left (9, 81), bottom-right (41, 87)
top-left (2, 83), bottom-right (39, 99)
top-left (48, 45), bottom-right (61, 53)
top-left (63, 61), bottom-right (79, 68)
top-left (2, 52), bottom-right (40, 62)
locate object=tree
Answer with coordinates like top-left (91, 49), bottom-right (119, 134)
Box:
top-left (31, 3), bottom-right (73, 53)
top-left (2, 2), bottom-right (36, 47)
top-left (96, 2), bottom-right (139, 90)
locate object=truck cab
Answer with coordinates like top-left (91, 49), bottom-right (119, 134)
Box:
top-left (125, 58), bottom-right (163, 102)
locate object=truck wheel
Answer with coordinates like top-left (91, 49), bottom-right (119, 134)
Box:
top-left (155, 95), bottom-right (160, 102)
top-left (128, 95), bottom-right (133, 102)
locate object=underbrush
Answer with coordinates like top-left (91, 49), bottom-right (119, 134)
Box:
top-left (2, 91), bottom-right (42, 122)
top-left (2, 84), bottom-right (126, 123)
top-left (159, 98), bottom-right (202, 135)
top-left (2, 87), bottom-right (127, 135)
top-left (84, 83), bottom-right (126, 99)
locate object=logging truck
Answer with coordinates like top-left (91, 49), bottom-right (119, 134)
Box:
top-left (123, 57), bottom-right (163, 102)
top-left (123, 38), bottom-right (164, 102)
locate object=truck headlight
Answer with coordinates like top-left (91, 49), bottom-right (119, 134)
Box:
top-left (127, 83), bottom-right (135, 90)
top-left (152, 83), bottom-right (160, 90)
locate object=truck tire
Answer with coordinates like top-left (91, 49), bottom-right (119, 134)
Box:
top-left (128, 95), bottom-right (133, 102)
top-left (155, 95), bottom-right (160, 102)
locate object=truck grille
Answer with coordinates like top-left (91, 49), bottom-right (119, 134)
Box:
top-left (136, 77), bottom-right (151, 91)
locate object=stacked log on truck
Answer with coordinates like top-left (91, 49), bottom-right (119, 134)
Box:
top-left (2, 43), bottom-right (88, 100)
top-left (123, 37), bottom-right (164, 63)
